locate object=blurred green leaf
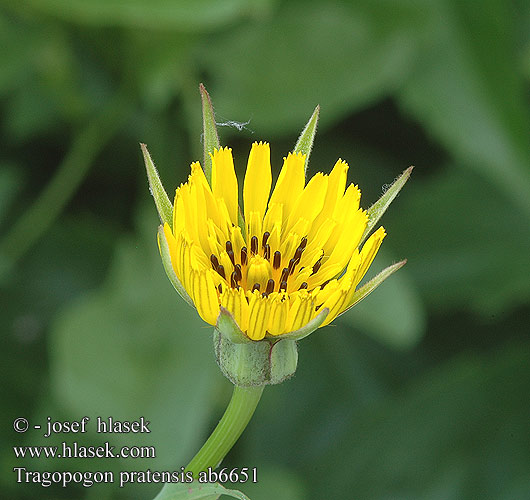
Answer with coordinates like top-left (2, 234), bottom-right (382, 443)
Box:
top-left (155, 481), bottom-right (251, 500)
top-left (0, 13), bottom-right (95, 140)
top-left (229, 465), bottom-right (307, 500)
top-left (2, 213), bottom-right (116, 325)
top-left (4, 78), bottom-right (62, 141)
top-left (199, 0), bottom-right (423, 135)
top-left (398, 0), bottom-right (530, 216)
top-left (49, 207), bottom-right (226, 471)
top-left (341, 252), bottom-right (426, 349)
top-left (386, 167), bottom-right (530, 316)
top-left (17, 0), bottom-right (273, 30)
top-left (241, 330), bottom-right (416, 472)
top-left (0, 12), bottom-right (39, 96)
top-left (0, 164), bottom-right (22, 229)
top-left (242, 337), bottom-right (530, 500)
top-left (314, 340), bottom-right (530, 499)
top-left (122, 30), bottom-right (191, 111)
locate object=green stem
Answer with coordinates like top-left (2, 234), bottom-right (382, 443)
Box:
top-left (0, 87), bottom-right (131, 282)
top-left (186, 384), bottom-right (264, 476)
top-left (154, 384), bottom-right (263, 499)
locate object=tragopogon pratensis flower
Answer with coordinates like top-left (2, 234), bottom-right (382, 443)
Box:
top-left (143, 90), bottom-right (411, 385)
top-left (159, 142), bottom-right (397, 340)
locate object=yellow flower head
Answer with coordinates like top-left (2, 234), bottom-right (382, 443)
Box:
top-left (161, 142), bottom-right (387, 341)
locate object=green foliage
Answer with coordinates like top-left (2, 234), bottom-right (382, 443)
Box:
top-left (2, 0), bottom-right (529, 498)
top-left (154, 480), bottom-right (251, 500)
top-left (198, 1), bottom-right (422, 135)
top-left (388, 168), bottom-right (530, 315)
top-left (311, 340), bottom-right (530, 499)
top-left (49, 209), bottom-right (223, 467)
top-left (17, 0), bottom-right (273, 30)
top-left (342, 252), bottom-right (425, 349)
top-left (397, 0), bottom-right (530, 216)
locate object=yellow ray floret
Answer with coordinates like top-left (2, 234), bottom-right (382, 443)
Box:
top-left (211, 147), bottom-right (238, 225)
top-left (164, 144), bottom-right (387, 341)
top-left (243, 142), bottom-right (271, 225)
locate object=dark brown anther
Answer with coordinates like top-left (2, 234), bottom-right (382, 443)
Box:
top-left (217, 265), bottom-right (226, 279)
top-left (252, 283), bottom-right (261, 292)
top-left (263, 243), bottom-right (271, 261)
top-left (234, 264), bottom-right (242, 282)
top-left (280, 267), bottom-right (289, 284)
top-left (300, 237), bottom-right (307, 250)
top-left (311, 257), bottom-right (322, 275)
top-left (288, 258), bottom-right (297, 275)
top-left (210, 254), bottom-right (219, 270)
top-left (241, 247), bottom-right (248, 266)
top-left (273, 251), bottom-right (281, 270)
top-left (262, 231), bottom-right (270, 247)
top-left (299, 282), bottom-right (308, 290)
top-left (250, 235), bottom-right (259, 255)
top-left (265, 279), bottom-right (275, 295)
top-left (225, 240), bottom-right (233, 253)
top-left (293, 245), bottom-right (304, 264)
top-left (230, 272), bottom-right (238, 289)
top-left (218, 284), bottom-right (223, 293)
top-left (279, 281), bottom-right (288, 292)
top-left (227, 249), bottom-right (235, 266)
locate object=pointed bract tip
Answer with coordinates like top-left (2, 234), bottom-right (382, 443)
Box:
top-left (360, 165), bottom-right (413, 244)
top-left (200, 82), bottom-right (220, 186)
top-left (307, 105), bottom-right (320, 125)
top-left (143, 143), bottom-right (173, 228)
top-left (293, 104), bottom-right (320, 169)
top-left (199, 83), bottom-right (211, 101)
top-left (199, 83), bottom-right (215, 107)
top-left (395, 258), bottom-right (407, 269)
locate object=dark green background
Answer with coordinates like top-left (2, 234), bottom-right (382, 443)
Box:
top-left (1, 1), bottom-right (529, 499)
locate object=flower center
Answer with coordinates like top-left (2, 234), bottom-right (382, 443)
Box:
top-left (209, 231), bottom-right (311, 296)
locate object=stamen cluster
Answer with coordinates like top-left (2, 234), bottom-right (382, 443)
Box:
top-left (210, 233), bottom-right (313, 296)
